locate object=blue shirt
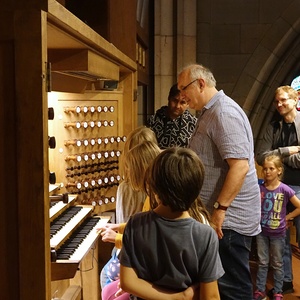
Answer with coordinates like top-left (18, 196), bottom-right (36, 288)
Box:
top-left (189, 90), bottom-right (261, 236)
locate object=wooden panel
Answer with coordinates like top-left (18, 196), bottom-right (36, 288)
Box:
top-left (47, 0), bottom-right (136, 74)
top-left (121, 72), bottom-right (138, 133)
top-left (14, 9), bottom-right (51, 300)
top-left (51, 72), bottom-right (89, 93)
top-left (107, 0), bottom-right (137, 61)
top-left (65, 0), bottom-right (109, 40)
top-left (51, 262), bottom-right (79, 281)
top-left (0, 12), bottom-right (20, 300)
top-left (62, 285), bottom-right (82, 300)
top-left (70, 242), bottom-right (101, 300)
top-left (48, 49), bottom-right (120, 81)
top-left (63, 0), bottom-right (137, 61)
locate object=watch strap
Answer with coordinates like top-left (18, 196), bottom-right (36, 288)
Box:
top-left (214, 201), bottom-right (228, 211)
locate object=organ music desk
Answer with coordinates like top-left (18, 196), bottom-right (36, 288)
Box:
top-left (50, 191), bottom-right (110, 299)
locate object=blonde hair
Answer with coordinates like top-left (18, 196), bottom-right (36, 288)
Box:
top-left (124, 141), bottom-right (161, 191)
top-left (275, 85), bottom-right (298, 100)
top-left (262, 154), bottom-right (284, 180)
top-left (120, 126), bottom-right (157, 179)
top-left (189, 196), bottom-right (212, 226)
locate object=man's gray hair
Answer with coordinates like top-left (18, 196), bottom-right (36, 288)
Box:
top-left (182, 64), bottom-right (216, 87)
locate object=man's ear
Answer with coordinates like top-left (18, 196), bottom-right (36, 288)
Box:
top-left (198, 78), bottom-right (205, 89)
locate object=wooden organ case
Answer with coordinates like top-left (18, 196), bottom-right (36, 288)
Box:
top-left (46, 1), bottom-right (137, 299)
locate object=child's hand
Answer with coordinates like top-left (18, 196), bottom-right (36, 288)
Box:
top-left (97, 223), bottom-right (120, 232)
top-left (285, 218), bottom-right (293, 229)
top-left (101, 227), bottom-right (118, 243)
top-left (182, 284), bottom-right (199, 300)
top-left (115, 281), bottom-right (125, 297)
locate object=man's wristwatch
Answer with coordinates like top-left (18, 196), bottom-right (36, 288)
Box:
top-left (213, 201), bottom-right (228, 211)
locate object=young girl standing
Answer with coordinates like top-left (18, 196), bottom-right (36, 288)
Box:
top-left (254, 155), bottom-right (300, 300)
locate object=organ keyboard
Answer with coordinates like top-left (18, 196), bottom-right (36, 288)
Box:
top-left (55, 216), bottom-right (106, 262)
top-left (50, 206), bottom-right (93, 249)
top-left (50, 195), bottom-right (76, 222)
top-left (50, 193), bottom-right (110, 281)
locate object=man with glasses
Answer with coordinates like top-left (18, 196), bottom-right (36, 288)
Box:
top-left (178, 64), bottom-right (261, 300)
top-left (256, 85), bottom-right (300, 297)
top-left (147, 83), bottom-right (197, 149)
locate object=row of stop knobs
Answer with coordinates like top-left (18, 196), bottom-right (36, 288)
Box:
top-left (64, 105), bottom-right (115, 114)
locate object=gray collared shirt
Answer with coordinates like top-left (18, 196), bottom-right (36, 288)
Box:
top-left (189, 90), bottom-right (261, 236)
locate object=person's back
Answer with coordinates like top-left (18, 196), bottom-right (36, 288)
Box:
top-left (100, 127), bottom-right (158, 289)
top-left (122, 210), bottom-right (220, 290)
top-left (116, 181), bottom-right (145, 223)
top-left (116, 126), bottom-right (157, 223)
top-left (120, 147), bottom-right (224, 300)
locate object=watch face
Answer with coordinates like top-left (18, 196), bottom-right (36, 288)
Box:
top-left (213, 202), bottom-right (227, 210)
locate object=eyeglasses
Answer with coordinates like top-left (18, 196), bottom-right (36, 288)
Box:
top-left (181, 79), bottom-right (198, 91)
top-left (273, 98), bottom-right (291, 105)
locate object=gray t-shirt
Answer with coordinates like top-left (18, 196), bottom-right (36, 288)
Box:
top-left (120, 210), bottom-right (224, 292)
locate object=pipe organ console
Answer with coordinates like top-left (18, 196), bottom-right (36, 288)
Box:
top-left (49, 192), bottom-right (110, 280)
top-left (3, 2), bottom-right (137, 299)
top-left (48, 91), bottom-right (127, 299)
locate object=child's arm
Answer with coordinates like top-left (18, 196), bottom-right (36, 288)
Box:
top-left (99, 229), bottom-right (124, 249)
top-left (114, 223), bottom-right (126, 248)
top-left (97, 222), bottom-right (127, 233)
top-left (286, 208), bottom-right (300, 221)
top-left (199, 281), bottom-right (221, 300)
top-left (118, 222), bottom-right (126, 233)
top-left (287, 195), bottom-right (300, 220)
top-left (115, 233), bottom-right (123, 249)
top-left (120, 265), bottom-right (197, 300)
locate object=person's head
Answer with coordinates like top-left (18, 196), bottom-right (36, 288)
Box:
top-left (120, 126), bottom-right (157, 179)
top-left (123, 126), bottom-right (157, 155)
top-left (262, 154), bottom-right (283, 181)
top-left (177, 64), bottom-right (217, 111)
top-left (124, 141), bottom-right (161, 191)
top-left (167, 83), bottom-right (189, 119)
top-left (147, 147), bottom-right (205, 212)
top-left (273, 85), bottom-right (298, 118)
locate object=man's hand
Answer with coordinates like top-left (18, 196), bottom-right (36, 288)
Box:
top-left (288, 146), bottom-right (300, 155)
top-left (211, 209), bottom-right (226, 239)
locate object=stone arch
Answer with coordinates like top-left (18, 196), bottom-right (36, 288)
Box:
top-left (232, 1), bottom-right (300, 148)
